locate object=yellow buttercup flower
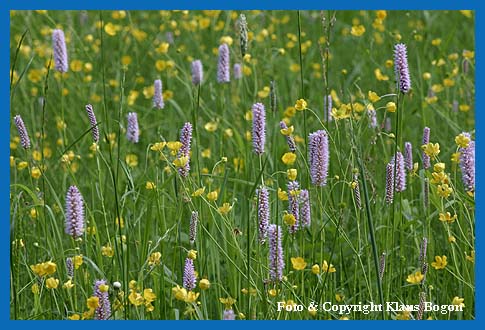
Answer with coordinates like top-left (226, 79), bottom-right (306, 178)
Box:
top-left (204, 121), bottom-right (218, 132)
top-left (437, 184), bottom-right (453, 198)
top-left (63, 279), bottom-right (75, 289)
top-left (87, 296), bottom-right (100, 310)
top-left (433, 163), bottom-right (445, 173)
top-left (452, 297), bottom-right (465, 308)
top-left (73, 255), bottom-right (83, 269)
top-left (431, 171), bottom-right (449, 185)
top-left (322, 260), bottom-right (336, 273)
top-left (406, 271), bottom-right (424, 284)
top-left (283, 213), bottom-right (296, 226)
top-left (143, 288), bottom-right (157, 303)
top-left (31, 283), bottom-right (40, 295)
top-left (102, 244), bottom-right (114, 257)
top-left (192, 187), bottom-right (206, 197)
top-left (281, 152), bottom-right (296, 165)
top-left (146, 181), bottom-right (156, 190)
top-left (128, 290), bottom-right (144, 306)
top-left (291, 257), bottom-right (307, 271)
top-left (374, 68), bottom-right (389, 81)
top-left (68, 314), bottom-right (80, 320)
top-left (218, 202), bottom-right (233, 215)
top-left (167, 141), bottom-right (183, 152)
top-left (331, 103), bottom-right (352, 120)
top-left (148, 252), bottom-right (161, 266)
top-left (207, 190), bottom-right (218, 202)
top-left (219, 297), bottom-right (236, 308)
top-left (351, 25), bottom-right (366, 37)
top-left (455, 133), bottom-right (471, 148)
top-left (187, 249), bottom-right (197, 260)
top-left (287, 168), bottom-right (297, 181)
top-left (199, 278), bottom-right (211, 290)
top-left (294, 99), bottom-right (307, 111)
top-left (386, 102), bottom-right (396, 113)
top-left (46, 277), bottom-right (59, 289)
top-left (368, 91), bottom-right (380, 103)
top-left (422, 143), bottom-right (440, 159)
top-left (280, 125), bottom-right (294, 136)
top-left (311, 264), bottom-right (320, 274)
top-left (185, 291), bottom-right (200, 303)
top-left (257, 86), bottom-right (270, 98)
top-left (439, 212), bottom-right (457, 224)
top-left (431, 255), bottom-right (447, 270)
top-left (278, 188), bottom-right (288, 201)
top-left (173, 156), bottom-right (189, 168)
top-left (150, 142), bottom-right (166, 151)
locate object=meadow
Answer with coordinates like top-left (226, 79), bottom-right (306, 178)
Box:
top-left (9, 10), bottom-right (475, 320)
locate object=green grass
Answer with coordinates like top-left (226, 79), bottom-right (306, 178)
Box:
top-left (10, 10), bottom-right (475, 320)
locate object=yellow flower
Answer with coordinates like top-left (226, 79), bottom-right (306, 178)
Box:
top-left (443, 78), bottom-right (454, 87)
top-left (207, 190), bottom-right (218, 202)
top-left (311, 264), bottom-right (320, 274)
top-left (431, 171), bottom-right (449, 185)
top-left (386, 102), bottom-right (396, 113)
top-left (87, 296), bottom-right (100, 310)
top-left (439, 212), bottom-right (457, 224)
top-left (148, 252), bottom-right (161, 266)
top-left (220, 36), bottom-right (233, 46)
top-left (192, 187), bottom-right (206, 197)
top-left (63, 279), bottom-right (75, 289)
top-left (99, 284), bottom-right (109, 292)
top-left (219, 297), bottom-right (236, 308)
top-left (125, 154), bottom-right (138, 167)
top-left (204, 121), bottom-right (218, 132)
top-left (278, 188), bottom-right (288, 201)
top-left (374, 68), bottom-right (389, 81)
top-left (31, 283), bottom-right (40, 295)
top-left (452, 297), bottom-right (465, 308)
top-left (350, 25), bottom-right (366, 37)
top-left (185, 291), bottom-right (200, 303)
top-left (466, 250), bottom-right (475, 263)
top-left (73, 255), bottom-right (83, 269)
top-left (31, 167), bottom-right (42, 179)
top-left (173, 156), bottom-right (189, 168)
top-left (322, 260), bottom-right (336, 273)
top-left (448, 236), bottom-right (456, 243)
top-left (68, 314), bottom-right (80, 320)
top-left (431, 255), bottom-right (447, 270)
top-left (281, 152), bottom-right (296, 165)
top-left (150, 142), bottom-right (166, 151)
top-left (102, 244), bottom-right (114, 257)
top-left (406, 271), bottom-right (424, 284)
top-left (437, 184), bottom-right (453, 198)
top-left (143, 288), bottom-right (157, 303)
top-left (455, 133), bottom-right (471, 148)
top-left (396, 309), bottom-right (411, 320)
top-left (422, 143), bottom-right (440, 159)
top-left (451, 152), bottom-right (460, 163)
top-left (294, 99), bottom-right (307, 111)
top-left (46, 277), bottom-right (59, 289)
top-left (280, 125), bottom-right (294, 136)
top-left (287, 169), bottom-right (297, 181)
top-left (199, 278), bottom-right (211, 290)
top-left (336, 293), bottom-right (344, 302)
top-left (422, 72), bottom-right (431, 80)
top-left (129, 290), bottom-right (144, 306)
top-left (433, 163), bottom-right (445, 173)
top-left (146, 181), bottom-right (156, 190)
top-left (30, 261), bottom-right (57, 277)
top-left (291, 257), bottom-right (307, 271)
top-left (331, 103), bottom-right (352, 120)
top-left (459, 104), bottom-right (470, 112)
top-left (218, 202), bottom-right (233, 215)
top-left (368, 91), bottom-right (380, 103)
top-left (187, 249), bottom-right (197, 260)
top-left (283, 213), bottom-right (296, 226)
top-left (156, 42), bottom-right (170, 54)
top-left (167, 141), bottom-right (183, 153)
top-left (257, 86), bottom-right (270, 98)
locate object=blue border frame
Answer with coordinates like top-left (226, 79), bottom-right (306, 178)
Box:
top-left (3, 0), bottom-right (482, 328)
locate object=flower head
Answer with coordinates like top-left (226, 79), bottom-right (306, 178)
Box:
top-left (52, 29), bottom-right (68, 73)
top-left (268, 224), bottom-right (284, 282)
top-left (256, 187), bottom-right (269, 243)
top-left (177, 122), bottom-right (193, 178)
top-left (294, 99), bottom-right (307, 111)
top-left (279, 121), bottom-right (296, 152)
top-left (406, 271), bottom-right (424, 284)
top-left (394, 43), bottom-right (411, 93)
top-left (459, 134), bottom-right (475, 192)
top-left (65, 185), bottom-right (84, 238)
top-left (252, 103), bottom-right (266, 155)
top-left (308, 130), bottom-right (329, 186)
top-left (14, 115), bottom-right (31, 149)
top-left (191, 60), bottom-right (203, 85)
top-left (126, 112), bottom-right (139, 143)
top-left (291, 257), bottom-right (307, 271)
top-left (85, 104), bottom-right (99, 143)
top-left (431, 255), bottom-right (447, 270)
top-left (153, 79), bottom-right (164, 109)
top-left (299, 189), bottom-right (311, 227)
top-left (217, 43), bottom-right (230, 83)
top-left (93, 280), bottom-right (111, 320)
top-left (233, 63), bottom-right (242, 80)
top-left (391, 151), bottom-right (406, 192)
top-left (183, 258), bottom-right (196, 291)
top-left (239, 14), bottom-right (248, 57)
top-left (189, 211), bottom-right (198, 245)
top-left (385, 163), bottom-right (394, 204)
